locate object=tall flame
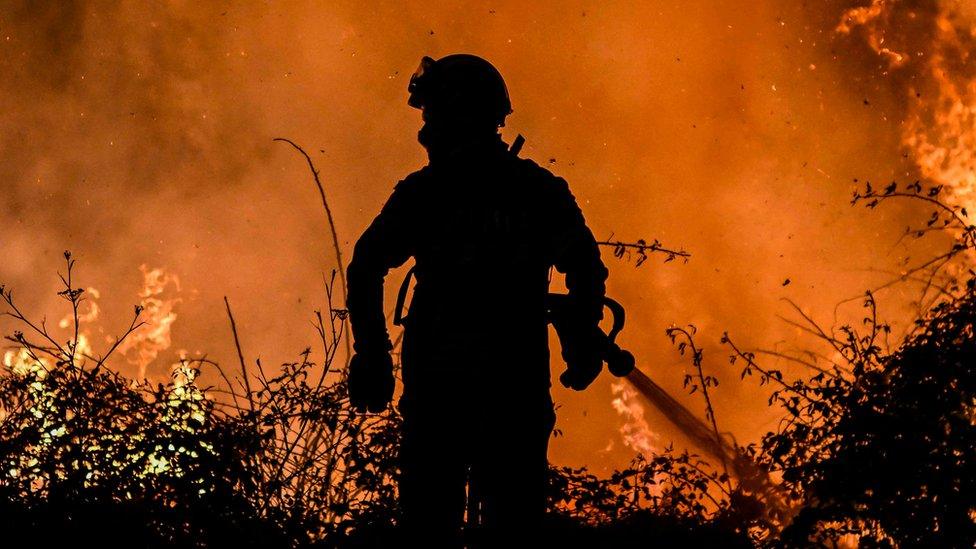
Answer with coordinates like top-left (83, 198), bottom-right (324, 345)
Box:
top-left (905, 7), bottom-right (976, 213)
top-left (3, 266), bottom-right (180, 378)
top-left (839, 0), bottom-right (976, 214)
top-left (836, 0), bottom-right (909, 68)
top-left (117, 265), bottom-right (181, 378)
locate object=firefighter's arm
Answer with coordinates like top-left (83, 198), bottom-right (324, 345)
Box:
top-left (551, 177), bottom-right (609, 322)
top-left (551, 177), bottom-right (610, 390)
top-left (345, 182), bottom-right (414, 411)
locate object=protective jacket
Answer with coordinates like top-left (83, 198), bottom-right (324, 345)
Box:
top-left (346, 136), bottom-right (608, 403)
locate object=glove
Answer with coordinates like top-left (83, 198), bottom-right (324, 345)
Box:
top-left (559, 359), bottom-right (601, 390)
top-left (558, 325), bottom-right (604, 391)
top-left (348, 350), bottom-right (395, 413)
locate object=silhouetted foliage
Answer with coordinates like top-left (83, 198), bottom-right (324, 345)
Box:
top-left (727, 285), bottom-right (976, 547)
top-left (599, 236), bottom-right (691, 267)
top-left (547, 450), bottom-right (754, 546)
top-left (0, 255), bottom-right (741, 547)
top-left (0, 257), bottom-right (398, 547)
top-left (1, 178), bottom-right (972, 547)
top-left (719, 182), bottom-right (976, 547)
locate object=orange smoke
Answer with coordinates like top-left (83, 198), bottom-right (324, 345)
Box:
top-left (0, 1), bottom-right (964, 473)
top-left (611, 0), bottom-right (976, 469)
top-left (839, 0), bottom-right (976, 213)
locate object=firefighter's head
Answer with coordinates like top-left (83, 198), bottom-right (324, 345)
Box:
top-left (407, 54), bottom-right (512, 146)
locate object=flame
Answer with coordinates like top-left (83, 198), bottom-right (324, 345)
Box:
top-left (840, 0), bottom-right (976, 214)
top-left (3, 347), bottom-right (48, 378)
top-left (836, 0), bottom-right (909, 68)
top-left (3, 267), bottom-right (179, 378)
top-left (2, 276), bottom-right (203, 484)
top-left (117, 265), bottom-right (181, 378)
top-left (904, 8), bottom-right (976, 214)
top-left (58, 287), bottom-right (101, 329)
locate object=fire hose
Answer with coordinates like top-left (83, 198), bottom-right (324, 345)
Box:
top-left (390, 269), bottom-right (703, 458)
top-left (392, 267), bottom-right (785, 523)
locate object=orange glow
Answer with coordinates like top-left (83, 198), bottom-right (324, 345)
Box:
top-left (839, 0), bottom-right (976, 214)
top-left (0, 1), bottom-right (969, 474)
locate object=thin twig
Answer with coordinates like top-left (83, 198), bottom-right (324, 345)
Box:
top-left (274, 137), bottom-right (353, 365)
top-left (224, 296), bottom-right (255, 413)
top-left (599, 236), bottom-right (691, 266)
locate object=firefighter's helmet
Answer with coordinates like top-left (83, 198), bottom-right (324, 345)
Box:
top-left (407, 54), bottom-right (512, 127)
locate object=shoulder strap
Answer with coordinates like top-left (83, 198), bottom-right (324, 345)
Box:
top-left (392, 265), bottom-right (416, 327)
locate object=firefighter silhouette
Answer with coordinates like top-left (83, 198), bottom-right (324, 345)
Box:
top-left (346, 54), bottom-right (611, 546)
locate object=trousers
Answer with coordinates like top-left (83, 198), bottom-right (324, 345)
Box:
top-left (397, 379), bottom-right (556, 548)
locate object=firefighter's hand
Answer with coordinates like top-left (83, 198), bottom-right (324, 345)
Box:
top-left (559, 325), bottom-right (606, 391)
top-left (559, 330), bottom-right (603, 391)
top-left (559, 362), bottom-right (601, 391)
top-left (348, 351), bottom-right (395, 413)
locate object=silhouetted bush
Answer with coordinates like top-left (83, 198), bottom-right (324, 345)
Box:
top-left (2, 176), bottom-right (973, 548)
top-left (0, 254), bottom-right (743, 547)
top-left (547, 452), bottom-right (754, 547)
top-left (723, 181), bottom-right (976, 547)
top-left (0, 255), bottom-right (397, 547)
top-left (726, 285), bottom-right (976, 547)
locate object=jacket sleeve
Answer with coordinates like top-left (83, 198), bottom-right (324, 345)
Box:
top-left (550, 177), bottom-right (609, 325)
top-left (346, 182), bottom-right (415, 354)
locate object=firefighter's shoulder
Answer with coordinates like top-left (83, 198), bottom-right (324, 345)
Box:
top-left (512, 156), bottom-right (572, 196)
top-left (392, 165), bottom-right (435, 194)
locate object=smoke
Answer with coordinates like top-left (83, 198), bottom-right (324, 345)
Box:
top-left (0, 0), bottom-right (957, 471)
top-left (610, 380), bottom-right (659, 455)
top-left (838, 0), bottom-right (976, 212)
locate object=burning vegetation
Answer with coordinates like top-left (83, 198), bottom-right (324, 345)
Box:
top-left (1, 177), bottom-right (974, 547)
